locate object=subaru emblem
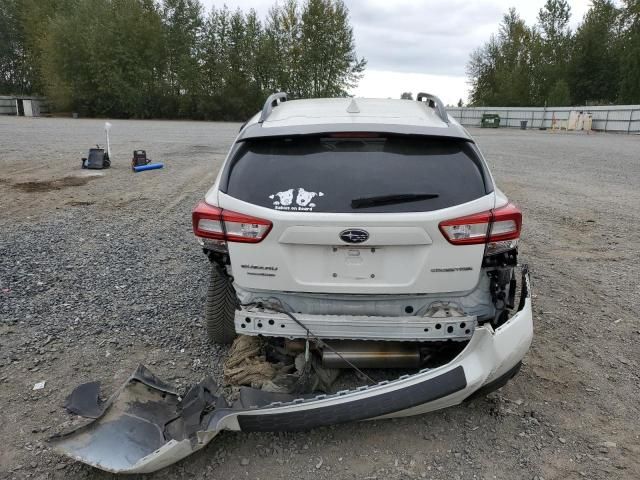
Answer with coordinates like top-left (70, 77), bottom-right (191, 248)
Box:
top-left (339, 228), bottom-right (369, 244)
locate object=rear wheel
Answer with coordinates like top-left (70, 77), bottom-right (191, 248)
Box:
top-left (205, 264), bottom-right (237, 344)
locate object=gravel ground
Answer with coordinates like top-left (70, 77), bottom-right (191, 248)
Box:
top-left (1, 116), bottom-right (639, 480)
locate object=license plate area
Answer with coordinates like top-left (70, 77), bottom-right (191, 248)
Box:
top-left (328, 246), bottom-right (383, 281)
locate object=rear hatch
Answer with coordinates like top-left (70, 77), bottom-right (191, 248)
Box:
top-left (217, 134), bottom-right (494, 295)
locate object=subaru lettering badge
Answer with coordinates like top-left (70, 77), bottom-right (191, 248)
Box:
top-left (339, 228), bottom-right (369, 244)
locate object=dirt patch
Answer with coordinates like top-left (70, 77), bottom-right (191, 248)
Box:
top-left (10, 175), bottom-right (101, 193)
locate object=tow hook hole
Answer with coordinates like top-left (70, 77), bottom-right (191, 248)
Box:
top-left (435, 323), bottom-right (442, 330)
top-left (465, 329), bottom-right (471, 334)
top-left (423, 328), bottom-right (429, 332)
top-left (460, 322), bottom-right (466, 328)
top-left (245, 317), bottom-right (251, 323)
top-left (268, 319), bottom-right (275, 326)
top-left (240, 324), bottom-right (246, 329)
top-left (405, 306), bottom-right (414, 314)
top-left (257, 323), bottom-right (263, 329)
top-left (447, 326), bottom-right (454, 333)
top-left (280, 324), bottom-right (285, 328)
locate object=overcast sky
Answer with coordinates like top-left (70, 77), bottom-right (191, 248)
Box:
top-left (199, 0), bottom-right (592, 104)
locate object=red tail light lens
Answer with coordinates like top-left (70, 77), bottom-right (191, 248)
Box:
top-left (192, 201), bottom-right (272, 243)
top-left (487, 203), bottom-right (522, 242)
top-left (439, 203), bottom-right (522, 246)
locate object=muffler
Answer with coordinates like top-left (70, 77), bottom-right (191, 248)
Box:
top-left (321, 340), bottom-right (420, 369)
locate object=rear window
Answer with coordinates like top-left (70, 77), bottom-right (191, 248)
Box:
top-left (224, 135), bottom-right (490, 213)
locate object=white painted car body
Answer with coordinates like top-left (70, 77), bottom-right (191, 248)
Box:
top-left (200, 96), bottom-right (524, 336)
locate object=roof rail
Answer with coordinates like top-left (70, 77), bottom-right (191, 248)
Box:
top-left (259, 92), bottom-right (287, 123)
top-left (416, 92), bottom-right (449, 124)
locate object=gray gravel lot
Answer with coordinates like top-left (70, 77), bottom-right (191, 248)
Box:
top-left (1, 116), bottom-right (639, 479)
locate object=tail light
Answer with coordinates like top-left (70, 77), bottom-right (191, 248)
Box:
top-left (192, 201), bottom-right (272, 243)
top-left (439, 203), bottom-right (522, 255)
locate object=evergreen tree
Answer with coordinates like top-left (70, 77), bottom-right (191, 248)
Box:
top-left (534, 0), bottom-right (572, 104)
top-left (619, 0), bottom-right (640, 103)
top-left (569, 0), bottom-right (620, 104)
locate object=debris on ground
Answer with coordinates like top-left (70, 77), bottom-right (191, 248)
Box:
top-left (49, 365), bottom-right (225, 474)
top-left (63, 381), bottom-right (103, 418)
top-left (223, 335), bottom-right (278, 388)
top-left (223, 335), bottom-right (340, 394)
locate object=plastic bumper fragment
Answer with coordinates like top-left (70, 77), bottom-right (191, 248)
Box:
top-left (50, 270), bottom-right (532, 474)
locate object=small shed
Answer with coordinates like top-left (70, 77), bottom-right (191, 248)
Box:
top-left (0, 96), bottom-right (49, 116)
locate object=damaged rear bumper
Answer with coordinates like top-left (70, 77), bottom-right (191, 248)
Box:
top-left (51, 270), bottom-right (533, 474)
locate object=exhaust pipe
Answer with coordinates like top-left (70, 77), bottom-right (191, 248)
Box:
top-left (321, 341), bottom-right (420, 369)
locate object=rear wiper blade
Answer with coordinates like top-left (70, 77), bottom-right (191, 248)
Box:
top-left (351, 193), bottom-right (439, 209)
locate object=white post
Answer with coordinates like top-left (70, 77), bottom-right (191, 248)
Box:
top-left (104, 122), bottom-right (112, 158)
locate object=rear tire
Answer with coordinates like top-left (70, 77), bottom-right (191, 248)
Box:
top-left (205, 264), bottom-right (238, 344)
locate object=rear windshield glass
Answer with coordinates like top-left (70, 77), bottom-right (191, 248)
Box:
top-left (225, 135), bottom-right (489, 213)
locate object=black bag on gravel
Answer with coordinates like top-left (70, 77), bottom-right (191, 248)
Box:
top-left (82, 147), bottom-right (110, 169)
top-left (131, 150), bottom-right (150, 169)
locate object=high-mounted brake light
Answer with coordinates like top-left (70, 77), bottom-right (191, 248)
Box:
top-left (439, 203), bottom-right (522, 251)
top-left (192, 201), bottom-right (272, 243)
top-left (328, 132), bottom-right (380, 138)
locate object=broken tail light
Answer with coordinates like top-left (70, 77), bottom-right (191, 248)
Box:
top-left (439, 203), bottom-right (522, 255)
top-left (192, 201), bottom-right (272, 243)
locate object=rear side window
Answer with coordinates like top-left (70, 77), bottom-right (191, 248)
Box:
top-left (225, 135), bottom-right (490, 213)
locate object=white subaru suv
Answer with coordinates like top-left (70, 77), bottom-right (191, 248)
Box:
top-left (192, 93), bottom-right (533, 415)
top-left (49, 94), bottom-right (533, 474)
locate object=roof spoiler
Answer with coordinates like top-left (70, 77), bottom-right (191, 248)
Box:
top-left (417, 92), bottom-right (449, 124)
top-left (259, 92), bottom-right (287, 124)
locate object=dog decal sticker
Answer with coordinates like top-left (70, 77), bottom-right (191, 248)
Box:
top-left (269, 188), bottom-right (325, 211)
top-left (269, 188), bottom-right (294, 206)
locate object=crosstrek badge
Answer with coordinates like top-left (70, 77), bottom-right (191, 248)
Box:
top-left (269, 187), bottom-right (324, 211)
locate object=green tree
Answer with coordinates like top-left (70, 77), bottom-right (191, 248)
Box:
top-left (534, 0), bottom-right (573, 104)
top-left (467, 35), bottom-right (501, 105)
top-left (265, 0), bottom-right (304, 96)
top-left (619, 0), bottom-right (640, 102)
top-left (468, 9), bottom-right (535, 106)
top-left (299, 0), bottom-right (366, 97)
top-left (0, 0), bottom-right (29, 94)
top-left (547, 78), bottom-right (571, 105)
top-left (161, 0), bottom-right (204, 116)
top-left (40, 0), bottom-right (166, 116)
top-left (569, 0), bottom-right (620, 104)
top-left (2, 0), bottom-right (367, 119)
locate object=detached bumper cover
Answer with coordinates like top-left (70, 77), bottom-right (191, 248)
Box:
top-left (51, 270), bottom-right (533, 474)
